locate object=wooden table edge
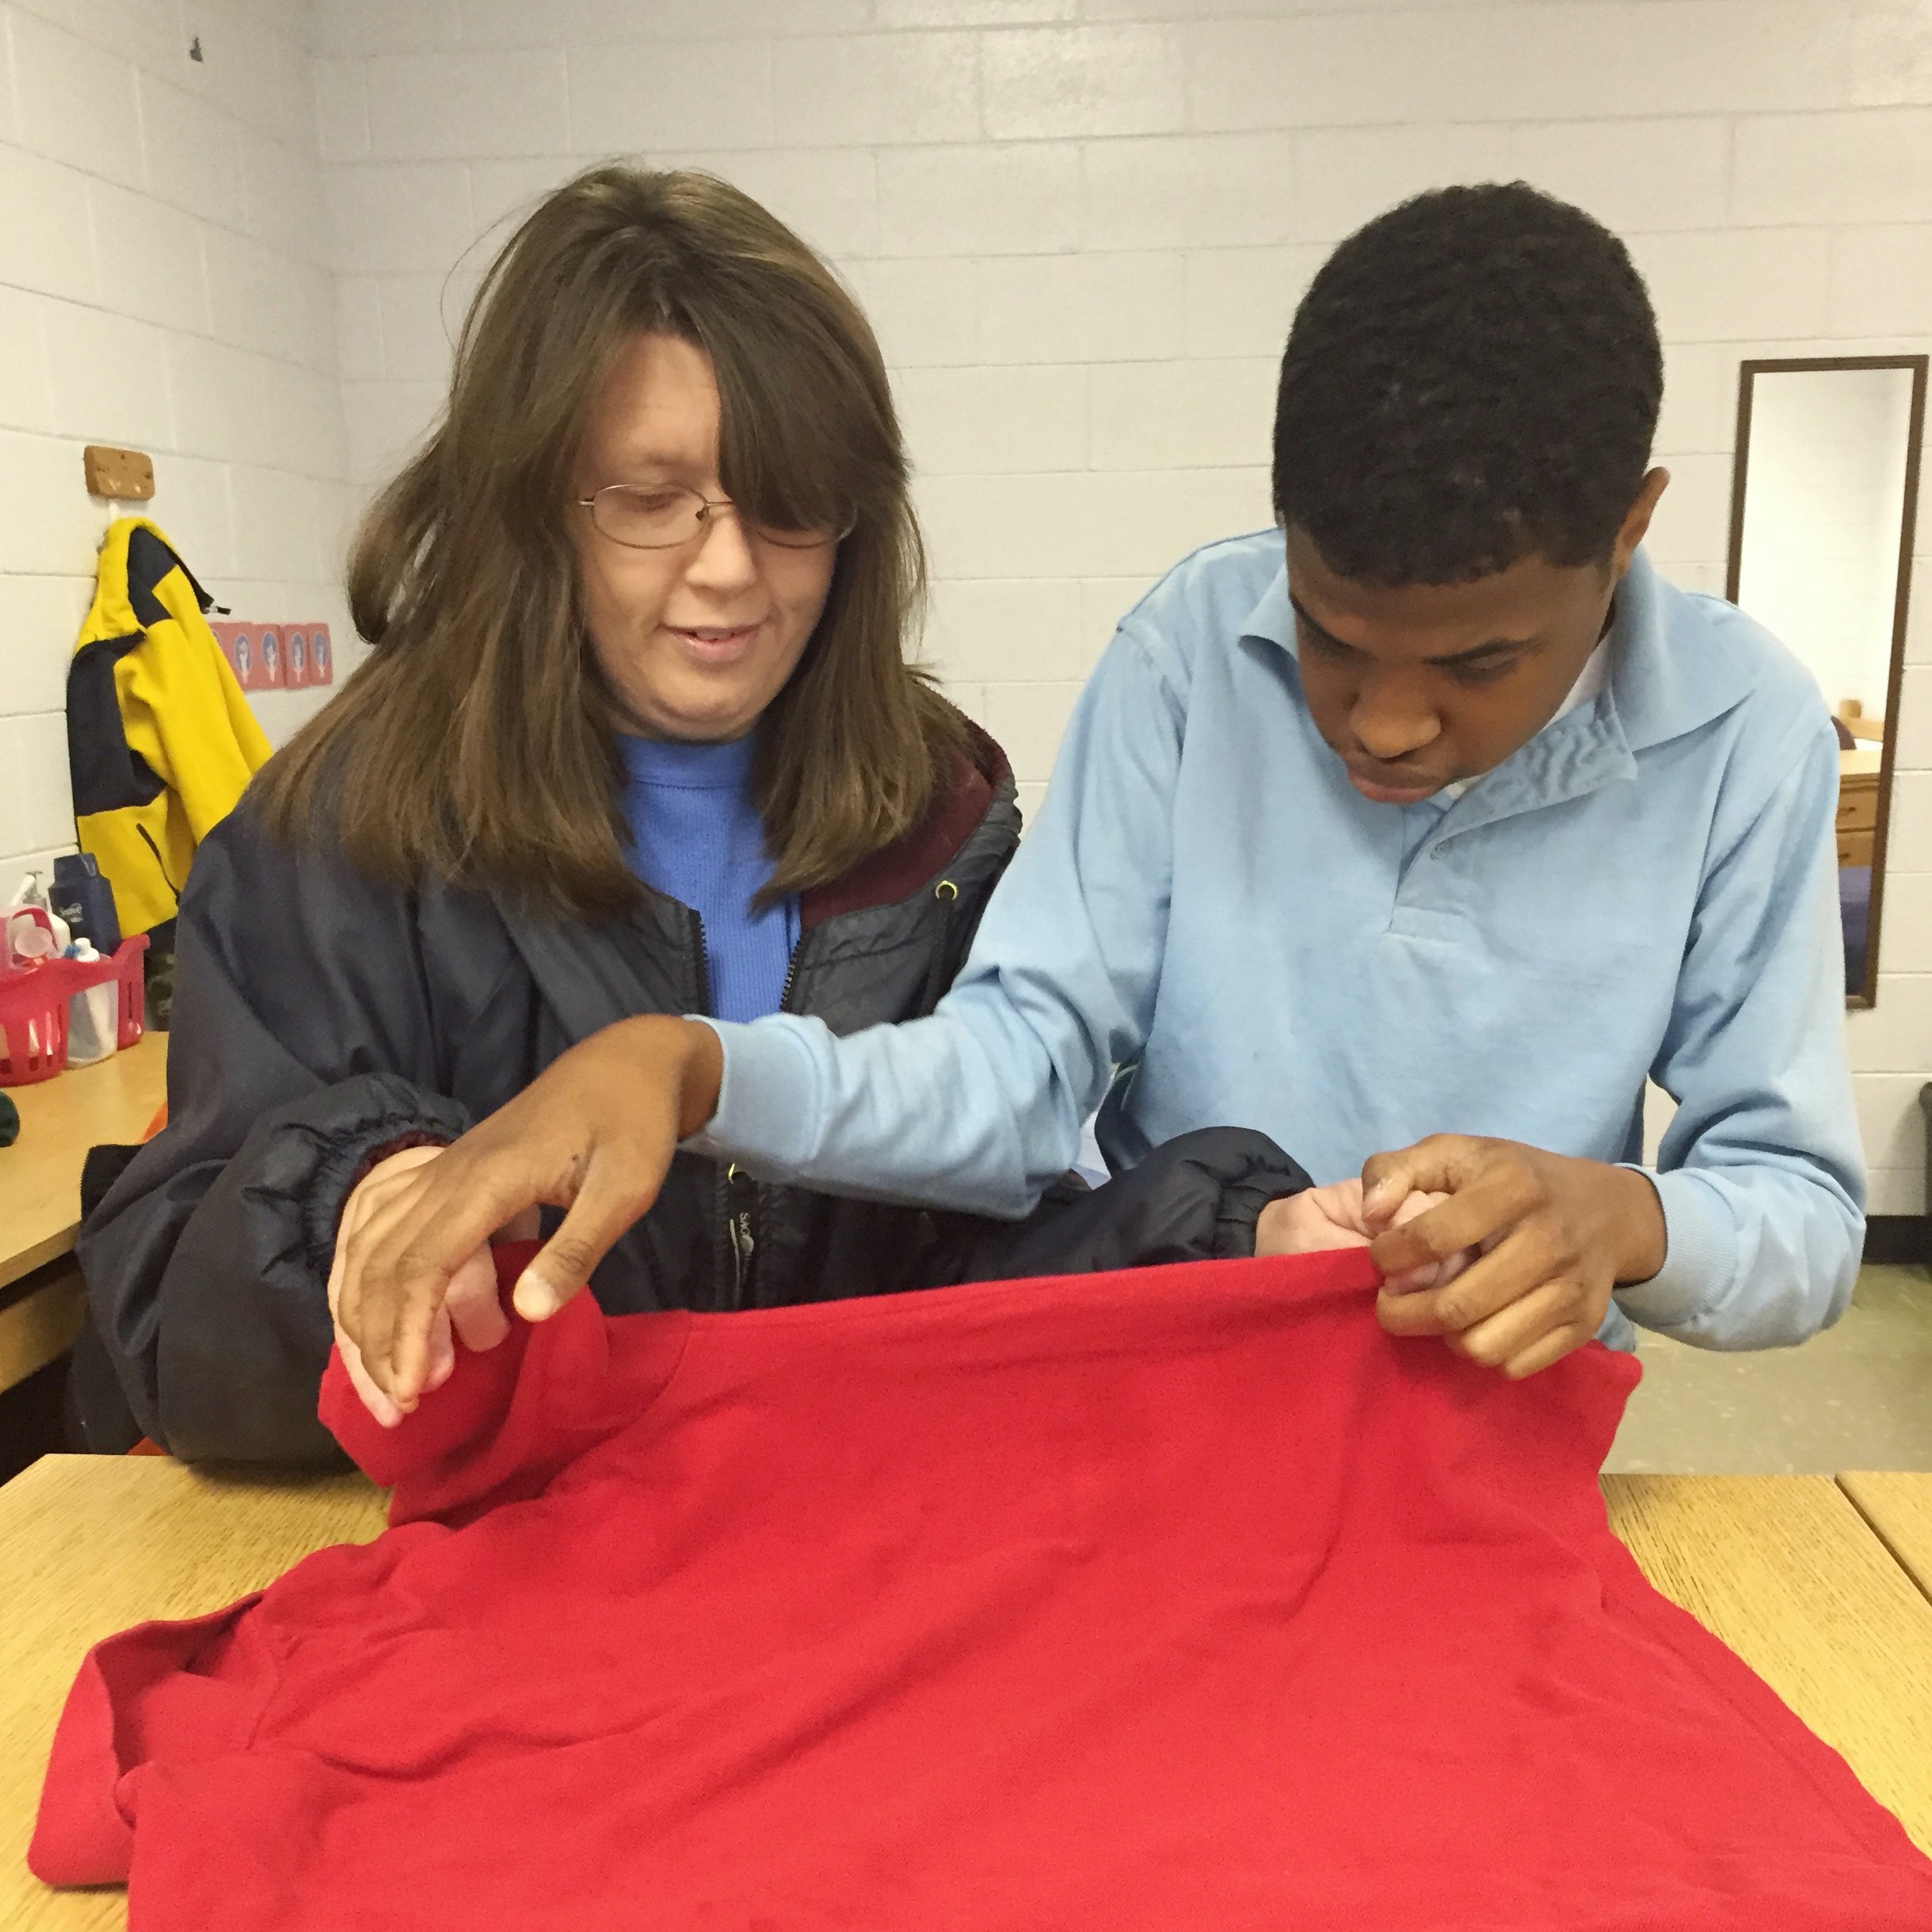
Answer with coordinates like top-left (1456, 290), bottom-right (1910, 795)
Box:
top-left (0, 1033), bottom-right (169, 1291)
top-left (0, 1234), bottom-right (74, 1298)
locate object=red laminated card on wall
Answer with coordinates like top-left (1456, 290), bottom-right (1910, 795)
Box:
top-left (208, 619), bottom-right (250, 687)
top-left (209, 622), bottom-right (282, 692)
top-left (254, 624), bottom-right (284, 689)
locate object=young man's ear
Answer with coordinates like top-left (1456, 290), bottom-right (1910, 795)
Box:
top-left (1610, 467), bottom-right (1671, 575)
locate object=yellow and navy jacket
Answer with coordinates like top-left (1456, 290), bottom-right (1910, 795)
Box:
top-left (67, 519), bottom-right (270, 940)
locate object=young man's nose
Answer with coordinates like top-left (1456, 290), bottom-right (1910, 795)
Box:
top-left (1350, 676), bottom-right (1443, 762)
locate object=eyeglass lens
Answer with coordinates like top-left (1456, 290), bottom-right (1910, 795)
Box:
top-left (591, 485), bottom-right (841, 551)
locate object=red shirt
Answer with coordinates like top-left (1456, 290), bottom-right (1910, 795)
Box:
top-left (32, 1247), bottom-right (1932, 1929)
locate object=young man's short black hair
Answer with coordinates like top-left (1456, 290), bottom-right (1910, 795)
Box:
top-left (1274, 182), bottom-right (1663, 587)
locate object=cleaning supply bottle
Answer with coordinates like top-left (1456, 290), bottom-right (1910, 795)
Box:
top-left (51, 853), bottom-right (121, 953)
top-left (64, 938), bottom-right (119, 1066)
top-left (7, 873), bottom-right (70, 962)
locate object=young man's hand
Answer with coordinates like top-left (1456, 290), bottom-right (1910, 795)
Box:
top-left (330, 1016), bottom-right (724, 1417)
top-left (1358, 1136), bottom-right (1666, 1378)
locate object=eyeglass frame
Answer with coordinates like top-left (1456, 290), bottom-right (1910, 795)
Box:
top-left (574, 482), bottom-right (855, 553)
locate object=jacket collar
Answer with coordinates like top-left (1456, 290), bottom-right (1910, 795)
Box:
top-left (496, 718), bottom-right (1020, 1042)
top-left (799, 718), bottom-right (1018, 929)
top-left (1242, 544), bottom-right (1755, 832)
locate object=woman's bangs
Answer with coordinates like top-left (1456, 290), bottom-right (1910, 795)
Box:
top-left (709, 322), bottom-right (883, 538)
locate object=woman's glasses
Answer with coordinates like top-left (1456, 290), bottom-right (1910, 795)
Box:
top-left (577, 483), bottom-right (852, 552)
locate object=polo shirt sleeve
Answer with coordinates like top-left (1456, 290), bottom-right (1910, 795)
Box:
top-left (689, 625), bottom-right (1187, 1218)
top-left (1615, 718), bottom-right (1865, 1347)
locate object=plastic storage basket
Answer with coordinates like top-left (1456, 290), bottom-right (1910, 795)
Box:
top-left (0, 963), bottom-right (70, 1084)
top-left (0, 934), bottom-right (148, 1086)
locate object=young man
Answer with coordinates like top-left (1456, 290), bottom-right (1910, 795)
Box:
top-left (336, 183), bottom-right (1863, 1411)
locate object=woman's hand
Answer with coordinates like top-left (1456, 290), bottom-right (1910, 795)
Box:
top-left (328, 1146), bottom-right (519, 1425)
top-left (1256, 1176), bottom-right (1461, 1265)
top-left (331, 1016), bottom-right (724, 1418)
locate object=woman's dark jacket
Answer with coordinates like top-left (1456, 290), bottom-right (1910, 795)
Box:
top-left (74, 728), bottom-right (1311, 1465)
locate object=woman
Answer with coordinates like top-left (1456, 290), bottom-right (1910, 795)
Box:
top-left (75, 167), bottom-right (1313, 1464)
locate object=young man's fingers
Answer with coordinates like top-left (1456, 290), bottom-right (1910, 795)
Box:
top-left (1367, 1164), bottom-right (1540, 1278)
top-left (1450, 1278), bottom-right (1580, 1369)
top-left (1359, 1136), bottom-right (1489, 1226)
top-left (1500, 1319), bottom-right (1597, 1380)
top-left (512, 1153), bottom-right (664, 1319)
top-left (1374, 1228), bottom-right (1555, 1339)
top-left (380, 1204), bottom-right (533, 1406)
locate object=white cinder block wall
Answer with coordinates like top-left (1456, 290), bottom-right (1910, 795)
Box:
top-left (1, 2), bottom-right (1925, 1213)
top-left (0, 0), bottom-right (355, 910)
top-left (315, 0), bottom-right (1932, 1213)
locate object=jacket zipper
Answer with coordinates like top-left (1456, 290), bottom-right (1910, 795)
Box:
top-left (726, 1163), bottom-right (755, 1306)
top-left (135, 824), bottom-right (182, 905)
top-left (686, 907), bottom-right (745, 1313)
top-left (726, 933), bottom-right (806, 1309)
top-left (920, 878), bottom-right (960, 1014)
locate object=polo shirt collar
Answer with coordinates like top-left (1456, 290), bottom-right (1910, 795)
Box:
top-left (1240, 543), bottom-right (1756, 829)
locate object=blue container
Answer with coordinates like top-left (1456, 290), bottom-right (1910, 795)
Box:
top-left (51, 852), bottom-right (121, 953)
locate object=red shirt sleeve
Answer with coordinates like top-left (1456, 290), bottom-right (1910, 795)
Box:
top-left (320, 1243), bottom-right (691, 1528)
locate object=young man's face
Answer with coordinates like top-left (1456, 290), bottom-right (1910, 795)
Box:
top-left (1286, 471), bottom-right (1667, 805)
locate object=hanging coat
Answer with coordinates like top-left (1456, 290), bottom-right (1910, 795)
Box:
top-left (66, 518), bottom-right (270, 940)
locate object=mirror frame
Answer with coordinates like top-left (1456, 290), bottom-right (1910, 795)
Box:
top-left (1724, 354), bottom-right (1929, 1008)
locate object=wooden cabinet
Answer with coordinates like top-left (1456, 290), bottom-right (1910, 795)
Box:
top-left (1839, 749), bottom-right (1881, 870)
top-left (1837, 783), bottom-right (1879, 835)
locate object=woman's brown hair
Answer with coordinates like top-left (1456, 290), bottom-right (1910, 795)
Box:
top-left (259, 164), bottom-right (965, 918)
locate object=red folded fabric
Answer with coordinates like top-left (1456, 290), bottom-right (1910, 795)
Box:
top-left (32, 1246), bottom-right (1932, 1930)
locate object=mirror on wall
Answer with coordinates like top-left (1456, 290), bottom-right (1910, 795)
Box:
top-left (1726, 356), bottom-right (1927, 1008)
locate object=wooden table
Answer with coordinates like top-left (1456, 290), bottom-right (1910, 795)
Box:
top-left (2, 1462), bottom-right (1930, 1927)
top-left (1603, 1473), bottom-right (1932, 1855)
top-left (1842, 1470), bottom-right (1932, 1602)
top-left (0, 1036), bottom-right (167, 1394)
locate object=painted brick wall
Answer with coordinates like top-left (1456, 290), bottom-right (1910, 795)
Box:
top-left (7, 1), bottom-right (1924, 1207)
top-left (0, 0), bottom-right (356, 920)
top-left (315, 0), bottom-right (1932, 1210)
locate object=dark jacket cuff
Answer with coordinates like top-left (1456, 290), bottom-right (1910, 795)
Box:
top-left (243, 1073), bottom-right (474, 1280)
top-left (924, 1126), bottom-right (1313, 1285)
top-left (1210, 1142), bottom-right (1317, 1259)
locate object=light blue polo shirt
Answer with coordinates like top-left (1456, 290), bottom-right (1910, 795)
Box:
top-left (695, 532), bottom-right (1865, 1351)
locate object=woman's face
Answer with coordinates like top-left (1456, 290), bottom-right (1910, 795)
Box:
top-left (570, 332), bottom-right (838, 742)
